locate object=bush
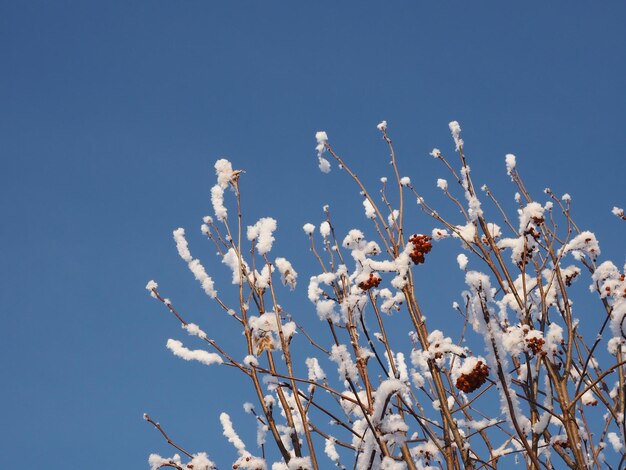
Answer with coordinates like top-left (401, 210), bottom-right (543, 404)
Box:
top-left (144, 121), bottom-right (626, 469)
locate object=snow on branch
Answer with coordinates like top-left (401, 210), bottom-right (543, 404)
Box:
top-left (166, 339), bottom-right (223, 366)
top-left (247, 217), bottom-right (277, 255)
top-left (316, 131), bottom-right (330, 173)
top-left (173, 228), bottom-right (217, 298)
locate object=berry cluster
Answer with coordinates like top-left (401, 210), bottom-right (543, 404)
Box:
top-left (408, 234), bottom-right (432, 265)
top-left (456, 361), bottom-right (489, 393)
top-left (525, 335), bottom-right (546, 356)
top-left (358, 273), bottom-right (382, 291)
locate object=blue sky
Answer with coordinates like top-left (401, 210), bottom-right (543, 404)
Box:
top-left (1, 2), bottom-right (625, 468)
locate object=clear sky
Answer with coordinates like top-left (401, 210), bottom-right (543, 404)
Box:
top-left (1, 2), bottom-right (625, 468)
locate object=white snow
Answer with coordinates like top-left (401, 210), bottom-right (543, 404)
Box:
top-left (220, 412), bottom-right (248, 455)
top-left (545, 323), bottom-right (563, 355)
top-left (183, 323), bottom-right (208, 340)
top-left (188, 453), bottom-right (216, 470)
top-left (363, 198), bottom-right (376, 219)
top-left (431, 228), bottom-right (450, 240)
top-left (315, 131), bottom-right (328, 151)
top-left (505, 154), bottom-right (516, 176)
top-left (320, 221), bottom-right (331, 238)
top-left (607, 432), bottom-right (623, 452)
top-left (318, 157), bottom-right (331, 173)
top-left (149, 453), bottom-right (215, 470)
top-left (247, 217), bottom-right (277, 255)
top-left (380, 456), bottom-right (406, 469)
top-left (329, 344), bottom-right (358, 382)
top-left (467, 195), bottom-right (483, 221)
top-left (518, 202), bottom-right (544, 232)
top-left (582, 390), bottom-right (597, 406)
top-left (342, 229), bottom-right (365, 249)
top-left (210, 185), bottom-right (227, 220)
top-left (275, 257), bottom-right (297, 289)
top-left (173, 227), bottom-right (192, 262)
top-left (287, 457), bottom-right (312, 470)
top-left (166, 339), bottom-right (222, 366)
top-left (562, 231), bottom-right (601, 260)
top-left (387, 209), bottom-right (399, 228)
top-left (453, 222), bottom-right (477, 246)
top-left (145, 280), bottom-right (158, 298)
top-left (302, 223), bottom-right (315, 235)
top-left (305, 357), bottom-right (326, 382)
top-left (222, 248), bottom-right (248, 284)
top-left (324, 437), bottom-right (340, 464)
top-left (243, 355), bottom-right (258, 367)
top-left (372, 379), bottom-right (406, 422)
top-left (172, 228), bottom-right (217, 298)
top-left (214, 158), bottom-right (235, 189)
top-left (449, 120), bottom-right (464, 151)
top-left (149, 454), bottom-right (180, 470)
top-left (457, 253), bottom-right (468, 270)
top-left (315, 131), bottom-right (331, 173)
